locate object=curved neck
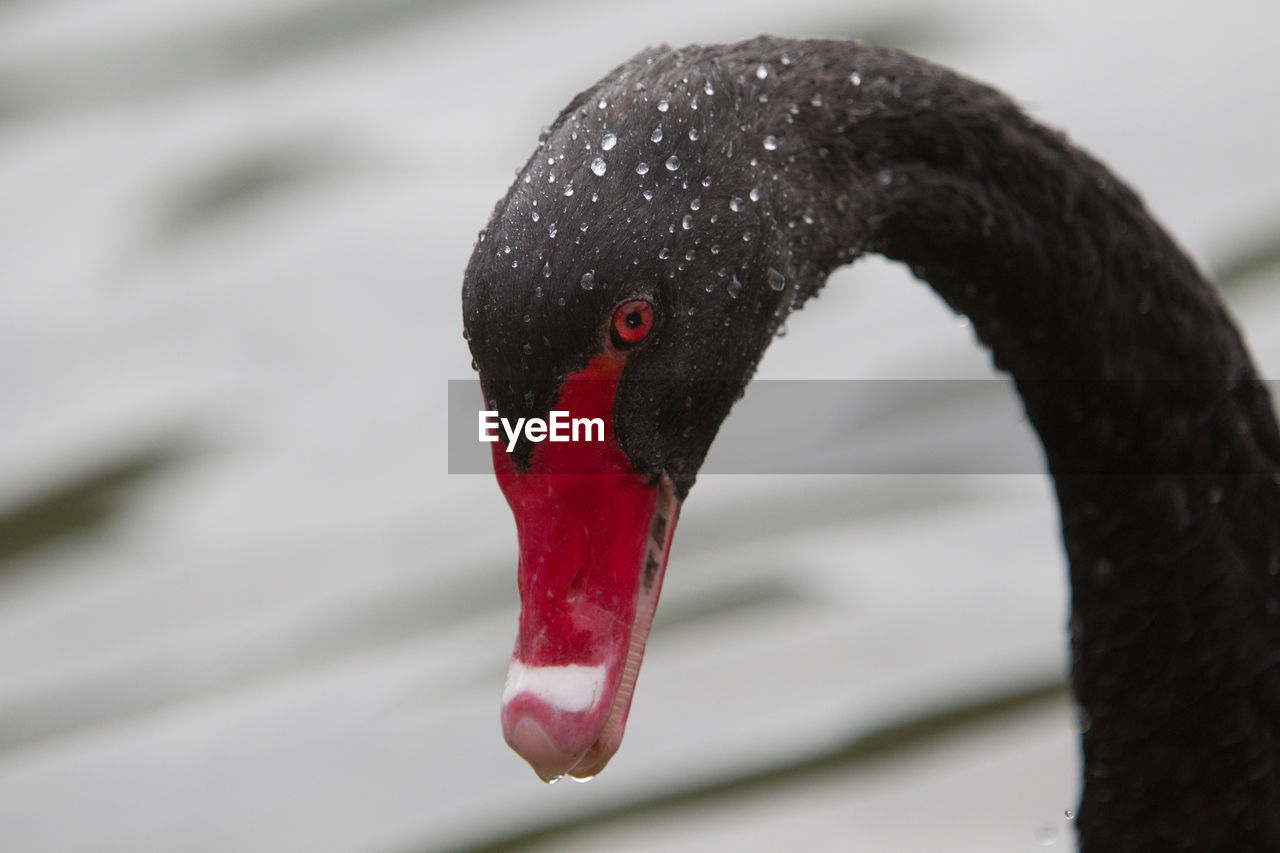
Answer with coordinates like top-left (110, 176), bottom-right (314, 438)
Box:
top-left (753, 38), bottom-right (1280, 849)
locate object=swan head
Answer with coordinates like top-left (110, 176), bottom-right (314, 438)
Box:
top-left (462, 38), bottom-right (846, 780)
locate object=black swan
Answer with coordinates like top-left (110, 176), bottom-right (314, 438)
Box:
top-left (460, 36), bottom-right (1280, 851)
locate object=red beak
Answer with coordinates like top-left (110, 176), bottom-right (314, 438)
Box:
top-left (491, 355), bottom-right (680, 781)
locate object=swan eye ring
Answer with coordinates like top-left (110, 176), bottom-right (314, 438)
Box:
top-left (610, 298), bottom-right (655, 349)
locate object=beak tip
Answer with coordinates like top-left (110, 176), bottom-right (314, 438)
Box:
top-left (506, 714), bottom-right (581, 781)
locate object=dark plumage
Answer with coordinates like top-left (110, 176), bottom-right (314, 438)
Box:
top-left (463, 36), bottom-right (1280, 850)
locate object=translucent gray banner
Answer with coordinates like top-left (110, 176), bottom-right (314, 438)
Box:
top-left (447, 379), bottom-right (1279, 475)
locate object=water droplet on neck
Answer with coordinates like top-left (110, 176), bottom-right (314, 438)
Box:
top-left (749, 187), bottom-right (761, 202)
top-left (590, 157), bottom-right (607, 176)
top-left (681, 215), bottom-right (693, 230)
top-left (729, 197), bottom-right (744, 212)
top-left (657, 99), bottom-right (670, 112)
top-left (651, 127), bottom-right (663, 143)
top-left (762, 135), bottom-right (778, 151)
top-left (727, 274), bottom-right (743, 298)
top-left (665, 155), bottom-right (680, 171)
top-left (703, 81), bottom-right (715, 95)
top-left (601, 132), bottom-right (617, 151)
top-left (756, 64), bottom-right (769, 79)
top-left (596, 98), bottom-right (608, 110)
top-left (542, 262), bottom-right (552, 278)
top-left (636, 162), bottom-right (650, 175)
top-left (580, 271), bottom-right (595, 290)
top-left (642, 189), bottom-right (654, 200)
top-left (767, 268), bottom-right (786, 290)
top-left (850, 71), bottom-right (862, 86)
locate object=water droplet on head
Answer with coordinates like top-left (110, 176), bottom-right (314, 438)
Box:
top-left (636, 162), bottom-right (650, 175)
top-left (1064, 809), bottom-right (1075, 820)
top-left (688, 127), bottom-right (700, 141)
top-left (756, 64), bottom-right (769, 79)
top-left (563, 184), bottom-right (574, 196)
top-left (768, 268), bottom-right (786, 290)
top-left (534, 286), bottom-right (543, 298)
top-left (597, 98), bottom-right (608, 109)
top-left (850, 71), bottom-right (862, 86)
top-left (548, 223), bottom-right (558, 238)
top-left (728, 274), bottom-right (743, 298)
top-left (601, 133), bottom-right (617, 151)
top-left (658, 248), bottom-right (671, 260)
top-left (531, 210), bottom-right (540, 222)
top-left (763, 135), bottom-right (778, 151)
top-left (522, 343), bottom-right (532, 355)
top-left (703, 81), bottom-right (715, 95)
top-left (729, 197), bottom-right (744, 212)
top-left (590, 157), bottom-right (607, 176)
top-left (580, 271), bottom-right (595, 290)
top-left (749, 187), bottom-right (761, 202)
top-left (657, 99), bottom-right (670, 112)
top-left (690, 198), bottom-right (701, 211)
top-left (651, 127), bottom-right (663, 143)
top-left (682, 215), bottom-right (693, 230)
top-left (556, 296), bottom-right (566, 306)
top-left (642, 189), bottom-right (654, 200)
top-left (542, 262), bottom-right (552, 278)
top-left (470, 358), bottom-right (479, 371)
top-left (548, 171), bottom-right (556, 183)
top-left (665, 155), bottom-right (680, 171)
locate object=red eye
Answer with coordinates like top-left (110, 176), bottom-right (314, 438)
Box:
top-left (610, 298), bottom-right (654, 348)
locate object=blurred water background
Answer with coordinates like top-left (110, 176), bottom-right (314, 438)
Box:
top-left (1, 0), bottom-right (1278, 850)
